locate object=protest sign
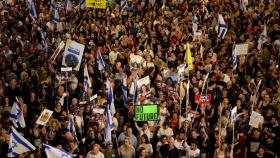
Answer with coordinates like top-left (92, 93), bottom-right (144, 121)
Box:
top-left (36, 109), bottom-right (53, 125)
top-left (135, 104), bottom-right (158, 121)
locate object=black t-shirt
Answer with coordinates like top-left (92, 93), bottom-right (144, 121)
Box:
top-left (246, 136), bottom-right (262, 157)
top-left (159, 144), bottom-right (179, 158)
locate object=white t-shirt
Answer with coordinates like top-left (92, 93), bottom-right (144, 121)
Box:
top-left (157, 127), bottom-right (174, 138)
top-left (86, 151), bottom-right (105, 158)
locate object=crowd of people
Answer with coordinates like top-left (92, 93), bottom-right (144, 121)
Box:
top-left (0, 0), bottom-right (280, 157)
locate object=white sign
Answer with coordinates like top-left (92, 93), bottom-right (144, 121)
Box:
top-left (62, 39), bottom-right (85, 71)
top-left (92, 108), bottom-right (105, 114)
top-left (235, 44), bottom-right (248, 56)
top-left (249, 111), bottom-right (262, 128)
top-left (36, 109), bottom-right (53, 126)
top-left (137, 76), bottom-right (151, 89)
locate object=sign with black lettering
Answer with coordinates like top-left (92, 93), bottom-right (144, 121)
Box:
top-left (135, 104), bottom-right (158, 121)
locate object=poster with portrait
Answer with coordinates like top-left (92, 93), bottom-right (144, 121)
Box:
top-left (163, 69), bottom-right (179, 89)
top-left (62, 39), bottom-right (85, 71)
top-left (36, 109), bottom-right (53, 126)
top-left (137, 76), bottom-right (151, 103)
top-left (61, 67), bottom-right (72, 82)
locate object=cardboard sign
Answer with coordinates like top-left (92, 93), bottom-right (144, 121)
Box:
top-left (235, 44), bottom-right (248, 56)
top-left (249, 111), bottom-right (262, 128)
top-left (61, 67), bottom-right (72, 82)
top-left (195, 94), bottom-right (211, 109)
top-left (36, 109), bottom-right (53, 125)
top-left (135, 104), bottom-right (158, 121)
top-left (86, 0), bottom-right (106, 8)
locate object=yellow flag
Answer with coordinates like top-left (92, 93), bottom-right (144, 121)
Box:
top-left (184, 43), bottom-right (193, 70)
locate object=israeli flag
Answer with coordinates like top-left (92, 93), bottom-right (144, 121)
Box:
top-left (38, 27), bottom-right (48, 52)
top-left (51, 0), bottom-right (57, 10)
top-left (10, 97), bottom-right (26, 128)
top-left (28, 0), bottom-right (37, 20)
top-left (233, 42), bottom-right (238, 70)
top-left (106, 79), bottom-right (116, 115)
top-left (120, 0), bottom-right (127, 13)
top-left (44, 144), bottom-right (73, 158)
top-left (217, 14), bottom-right (227, 39)
top-left (65, 0), bottom-right (72, 12)
top-left (97, 48), bottom-right (105, 71)
top-left (104, 101), bottom-right (114, 143)
top-left (83, 64), bottom-right (92, 92)
top-left (8, 127), bottom-right (36, 157)
top-left (68, 114), bottom-right (78, 141)
top-left (53, 8), bottom-right (60, 24)
top-left (80, 0), bottom-right (86, 11)
top-left (122, 76), bottom-right (128, 108)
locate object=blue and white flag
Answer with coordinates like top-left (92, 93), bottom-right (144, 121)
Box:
top-left (104, 101), bottom-right (114, 143)
top-left (83, 64), bottom-right (92, 92)
top-left (38, 27), bottom-right (48, 52)
top-left (65, 0), bottom-right (72, 12)
top-left (8, 127), bottom-right (36, 157)
top-left (120, 0), bottom-right (127, 13)
top-left (97, 48), bottom-right (105, 71)
top-left (122, 76), bottom-right (128, 107)
top-left (217, 14), bottom-right (227, 39)
top-left (106, 79), bottom-right (116, 115)
top-left (53, 8), bottom-right (60, 24)
top-left (44, 144), bottom-right (73, 158)
top-left (80, 0), bottom-right (86, 11)
top-left (233, 42), bottom-right (238, 70)
top-left (10, 97), bottom-right (26, 128)
top-left (68, 114), bottom-right (78, 141)
top-left (28, 0), bottom-right (37, 20)
top-left (51, 0), bottom-right (57, 10)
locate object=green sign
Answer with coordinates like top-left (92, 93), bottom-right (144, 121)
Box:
top-left (135, 104), bottom-right (158, 121)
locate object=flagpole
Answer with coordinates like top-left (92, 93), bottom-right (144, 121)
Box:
top-left (218, 103), bottom-right (223, 149)
top-left (191, 74), bottom-right (209, 128)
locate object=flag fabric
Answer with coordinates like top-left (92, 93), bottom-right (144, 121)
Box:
top-left (120, 0), bottom-right (127, 12)
top-left (83, 64), bottom-right (92, 92)
top-left (28, 0), bottom-right (37, 20)
top-left (65, 0), bottom-right (72, 12)
top-left (44, 144), bottom-right (73, 158)
top-left (51, 0), bottom-right (57, 10)
top-left (10, 97), bottom-right (26, 128)
top-left (68, 114), bottom-right (78, 141)
top-left (179, 82), bottom-right (185, 101)
top-left (186, 79), bottom-right (190, 108)
top-left (38, 27), bottom-right (48, 52)
top-left (217, 14), bottom-right (227, 39)
top-left (201, 73), bottom-right (209, 94)
top-left (200, 45), bottom-right (204, 60)
top-left (106, 79), bottom-right (116, 115)
top-left (80, 0), bottom-right (86, 11)
top-left (257, 24), bottom-right (267, 50)
top-left (133, 80), bottom-right (139, 105)
top-left (192, 14), bottom-right (199, 33)
top-left (53, 7), bottom-right (60, 24)
top-left (256, 79), bottom-right (262, 92)
top-left (122, 76), bottom-right (128, 107)
top-left (203, 3), bottom-right (209, 19)
top-left (184, 43), bottom-right (193, 70)
top-left (97, 48), bottom-right (105, 71)
top-left (8, 127), bottom-right (36, 157)
top-left (233, 42), bottom-right (238, 70)
top-left (104, 101), bottom-right (114, 143)
top-left (231, 106), bottom-right (237, 124)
